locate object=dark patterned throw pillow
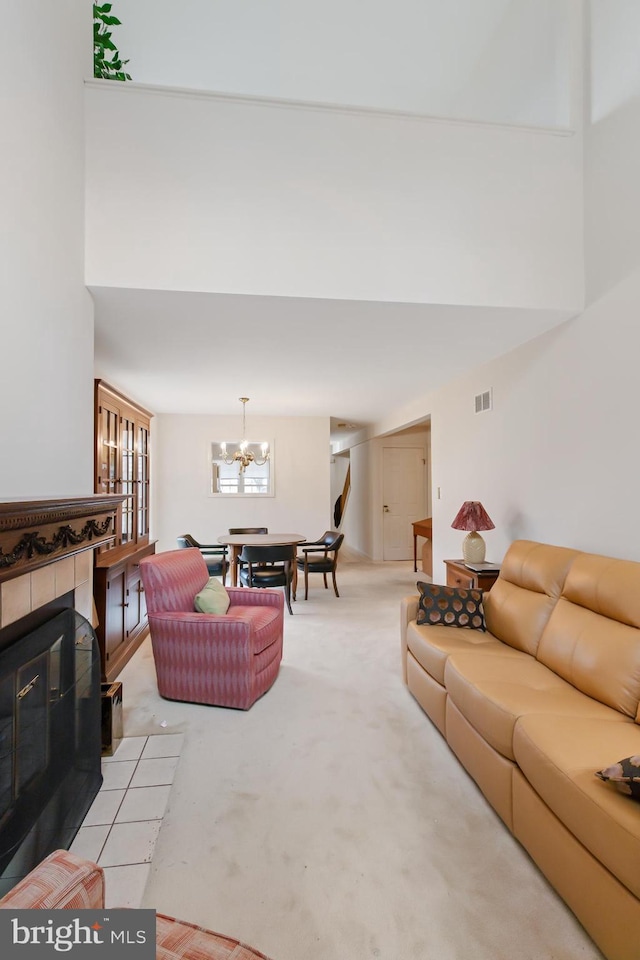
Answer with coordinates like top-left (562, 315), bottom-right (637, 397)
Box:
top-left (416, 582), bottom-right (486, 631)
top-left (596, 756), bottom-right (640, 800)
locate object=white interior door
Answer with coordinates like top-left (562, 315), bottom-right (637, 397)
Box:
top-left (382, 447), bottom-right (426, 560)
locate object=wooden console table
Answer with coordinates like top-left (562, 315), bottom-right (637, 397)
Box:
top-left (444, 559), bottom-right (500, 591)
top-left (412, 518), bottom-right (433, 573)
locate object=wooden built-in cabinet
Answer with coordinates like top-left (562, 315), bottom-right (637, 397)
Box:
top-left (94, 381), bottom-right (156, 681)
top-left (94, 542), bottom-right (155, 682)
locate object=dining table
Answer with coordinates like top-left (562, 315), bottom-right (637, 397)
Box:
top-left (217, 533), bottom-right (307, 588)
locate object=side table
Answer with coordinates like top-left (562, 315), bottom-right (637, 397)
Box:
top-left (444, 559), bottom-right (500, 592)
top-left (412, 518), bottom-right (433, 573)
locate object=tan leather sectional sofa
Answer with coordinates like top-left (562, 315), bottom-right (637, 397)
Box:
top-left (400, 539), bottom-right (640, 960)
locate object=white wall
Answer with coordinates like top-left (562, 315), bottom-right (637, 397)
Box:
top-left (427, 275), bottom-right (640, 577)
top-left (362, 2), bottom-right (640, 574)
top-left (114, 0), bottom-right (572, 128)
top-left (370, 274), bottom-right (640, 575)
top-left (152, 413), bottom-right (330, 553)
top-left (585, 0), bottom-right (640, 304)
top-left (85, 82), bottom-right (582, 311)
top-left (342, 0), bottom-right (640, 580)
top-left (424, 273), bottom-right (640, 560)
top-left (371, 277), bottom-right (640, 574)
top-left (1, 2), bottom-right (94, 498)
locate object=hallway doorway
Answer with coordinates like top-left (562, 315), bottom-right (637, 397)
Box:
top-left (382, 446), bottom-right (426, 560)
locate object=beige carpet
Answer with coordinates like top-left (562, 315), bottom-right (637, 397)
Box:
top-left (118, 559), bottom-right (603, 960)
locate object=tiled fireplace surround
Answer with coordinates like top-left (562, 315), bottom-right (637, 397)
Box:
top-left (0, 497), bottom-right (122, 884)
top-left (0, 547), bottom-right (95, 630)
top-left (0, 496), bottom-right (181, 908)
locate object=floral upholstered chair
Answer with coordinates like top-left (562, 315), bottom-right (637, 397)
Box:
top-left (0, 849), bottom-right (274, 959)
top-left (139, 548), bottom-right (284, 710)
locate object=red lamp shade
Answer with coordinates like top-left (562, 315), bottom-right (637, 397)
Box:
top-left (451, 501), bottom-right (495, 532)
top-left (451, 501), bottom-right (495, 564)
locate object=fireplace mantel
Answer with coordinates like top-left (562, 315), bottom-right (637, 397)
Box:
top-left (0, 496), bottom-right (124, 584)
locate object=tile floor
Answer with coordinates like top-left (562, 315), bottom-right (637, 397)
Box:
top-left (70, 733), bottom-right (183, 908)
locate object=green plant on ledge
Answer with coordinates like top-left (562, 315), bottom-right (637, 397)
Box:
top-left (94, 2), bottom-right (131, 81)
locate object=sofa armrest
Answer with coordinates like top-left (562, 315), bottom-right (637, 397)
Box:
top-left (400, 595), bottom-right (420, 683)
top-left (148, 612), bottom-right (256, 660)
top-left (227, 587), bottom-right (284, 610)
top-left (0, 850), bottom-right (105, 910)
top-left (150, 611), bottom-right (250, 626)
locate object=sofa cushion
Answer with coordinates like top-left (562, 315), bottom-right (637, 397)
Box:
top-left (536, 552), bottom-right (640, 719)
top-left (194, 577), bottom-right (231, 615)
top-left (406, 622), bottom-right (518, 687)
top-left (514, 714), bottom-right (640, 900)
top-left (483, 540), bottom-right (579, 656)
top-left (596, 755), bottom-right (640, 800)
top-left (445, 652), bottom-right (625, 761)
top-left (562, 552), bottom-right (640, 628)
top-left (416, 582), bottom-right (485, 630)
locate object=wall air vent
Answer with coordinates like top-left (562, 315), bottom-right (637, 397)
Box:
top-left (474, 389), bottom-right (493, 414)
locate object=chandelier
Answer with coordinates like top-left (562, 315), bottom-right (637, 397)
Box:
top-left (219, 398), bottom-right (270, 474)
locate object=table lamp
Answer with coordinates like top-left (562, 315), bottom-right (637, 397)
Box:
top-left (451, 501), bottom-right (495, 564)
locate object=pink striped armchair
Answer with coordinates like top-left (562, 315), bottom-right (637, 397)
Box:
top-left (139, 548), bottom-right (284, 710)
top-left (0, 850), bottom-right (274, 959)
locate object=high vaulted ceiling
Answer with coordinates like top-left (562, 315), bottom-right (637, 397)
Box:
top-left (91, 1), bottom-right (576, 436)
top-left (91, 287), bottom-right (572, 426)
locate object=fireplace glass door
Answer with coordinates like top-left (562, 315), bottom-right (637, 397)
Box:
top-left (16, 650), bottom-right (49, 795)
top-left (0, 609), bottom-right (102, 894)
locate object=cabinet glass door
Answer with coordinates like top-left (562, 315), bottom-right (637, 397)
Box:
top-left (16, 652), bottom-right (49, 793)
top-left (120, 415), bottom-right (135, 545)
top-left (98, 404), bottom-right (119, 495)
top-left (95, 382), bottom-right (152, 554)
top-left (137, 423), bottom-right (150, 539)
